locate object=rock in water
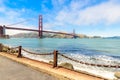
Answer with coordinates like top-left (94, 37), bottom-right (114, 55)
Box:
top-left (114, 72), bottom-right (120, 79)
top-left (59, 62), bottom-right (74, 70)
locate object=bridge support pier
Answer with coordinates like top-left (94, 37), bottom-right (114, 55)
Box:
top-left (39, 15), bottom-right (43, 38)
top-left (0, 25), bottom-right (9, 38)
top-left (0, 25), bottom-right (4, 37)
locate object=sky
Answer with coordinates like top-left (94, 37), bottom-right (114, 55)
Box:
top-left (0, 0), bottom-right (120, 37)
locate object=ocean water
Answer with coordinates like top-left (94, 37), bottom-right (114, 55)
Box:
top-left (0, 38), bottom-right (120, 55)
top-left (0, 38), bottom-right (120, 79)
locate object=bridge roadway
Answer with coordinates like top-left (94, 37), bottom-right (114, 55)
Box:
top-left (5, 26), bottom-right (75, 36)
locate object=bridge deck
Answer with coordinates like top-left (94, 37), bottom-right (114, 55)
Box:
top-left (5, 26), bottom-right (75, 36)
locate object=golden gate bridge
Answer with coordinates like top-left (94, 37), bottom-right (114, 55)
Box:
top-left (0, 15), bottom-right (77, 38)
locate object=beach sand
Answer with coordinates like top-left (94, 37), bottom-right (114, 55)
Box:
top-left (0, 52), bottom-right (106, 80)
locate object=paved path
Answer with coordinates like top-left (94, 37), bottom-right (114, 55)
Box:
top-left (0, 55), bottom-right (58, 80)
top-left (0, 53), bottom-right (106, 80)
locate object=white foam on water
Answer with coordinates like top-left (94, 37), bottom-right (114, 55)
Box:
top-left (21, 50), bottom-right (119, 80)
top-left (74, 66), bottom-right (115, 79)
top-left (22, 51), bottom-right (52, 63)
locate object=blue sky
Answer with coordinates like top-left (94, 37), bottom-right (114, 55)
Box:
top-left (0, 0), bottom-right (120, 37)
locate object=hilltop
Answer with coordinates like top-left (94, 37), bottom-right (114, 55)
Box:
top-left (10, 32), bottom-right (101, 38)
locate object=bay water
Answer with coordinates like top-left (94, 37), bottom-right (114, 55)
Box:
top-left (0, 38), bottom-right (120, 79)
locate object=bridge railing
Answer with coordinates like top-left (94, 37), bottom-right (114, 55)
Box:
top-left (0, 43), bottom-right (120, 69)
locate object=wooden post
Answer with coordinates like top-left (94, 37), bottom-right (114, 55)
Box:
top-left (53, 50), bottom-right (58, 68)
top-left (17, 46), bottom-right (22, 58)
top-left (0, 43), bottom-right (2, 52)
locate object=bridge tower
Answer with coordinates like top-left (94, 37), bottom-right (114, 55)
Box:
top-left (73, 29), bottom-right (76, 38)
top-left (0, 25), bottom-right (6, 36)
top-left (3, 25), bottom-right (6, 35)
top-left (38, 15), bottom-right (43, 38)
top-left (0, 25), bottom-right (3, 37)
top-left (0, 25), bottom-right (8, 38)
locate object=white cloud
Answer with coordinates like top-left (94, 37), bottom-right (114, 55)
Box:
top-left (51, 0), bottom-right (68, 7)
top-left (0, 0), bottom-right (120, 36)
top-left (0, 0), bottom-right (38, 35)
top-left (54, 0), bottom-right (120, 26)
top-left (78, 1), bottom-right (120, 25)
top-left (6, 30), bottom-right (29, 35)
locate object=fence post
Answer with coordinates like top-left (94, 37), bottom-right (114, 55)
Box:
top-left (17, 46), bottom-right (22, 58)
top-left (53, 50), bottom-right (58, 68)
top-left (0, 43), bottom-right (3, 52)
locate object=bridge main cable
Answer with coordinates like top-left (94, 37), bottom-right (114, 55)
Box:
top-left (5, 26), bottom-right (38, 32)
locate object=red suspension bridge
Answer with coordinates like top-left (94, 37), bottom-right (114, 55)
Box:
top-left (0, 15), bottom-right (77, 38)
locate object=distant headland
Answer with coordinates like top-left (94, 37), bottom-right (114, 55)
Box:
top-left (10, 32), bottom-right (102, 38)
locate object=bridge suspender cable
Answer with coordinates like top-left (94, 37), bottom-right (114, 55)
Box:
top-left (6, 18), bottom-right (36, 26)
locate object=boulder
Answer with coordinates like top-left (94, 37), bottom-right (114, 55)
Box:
top-left (114, 72), bottom-right (120, 79)
top-left (49, 61), bottom-right (53, 64)
top-left (1, 45), bottom-right (18, 53)
top-left (2, 46), bottom-right (9, 52)
top-left (10, 49), bottom-right (18, 53)
top-left (59, 62), bottom-right (74, 70)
